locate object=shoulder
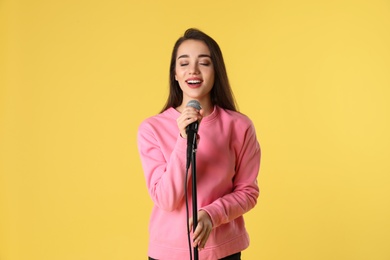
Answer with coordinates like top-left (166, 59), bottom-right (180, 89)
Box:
top-left (217, 107), bottom-right (254, 128)
top-left (138, 108), bottom-right (177, 131)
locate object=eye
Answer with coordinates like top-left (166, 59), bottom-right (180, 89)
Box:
top-left (199, 59), bottom-right (211, 66)
top-left (179, 63), bottom-right (188, 67)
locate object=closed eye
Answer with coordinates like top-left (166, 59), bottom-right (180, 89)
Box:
top-left (199, 58), bottom-right (212, 66)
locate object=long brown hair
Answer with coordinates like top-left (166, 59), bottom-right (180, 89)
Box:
top-left (160, 28), bottom-right (237, 113)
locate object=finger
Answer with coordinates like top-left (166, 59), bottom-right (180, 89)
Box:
top-left (178, 113), bottom-right (202, 138)
top-left (198, 226), bottom-right (212, 249)
top-left (179, 111), bottom-right (199, 125)
top-left (196, 225), bottom-right (208, 246)
top-left (192, 221), bottom-right (203, 239)
top-left (194, 211), bottom-right (213, 249)
top-left (177, 115), bottom-right (198, 138)
top-left (199, 108), bottom-right (205, 118)
top-left (181, 118), bottom-right (199, 137)
top-left (183, 107), bottom-right (202, 120)
top-left (199, 228), bottom-right (211, 249)
top-left (193, 223), bottom-right (208, 248)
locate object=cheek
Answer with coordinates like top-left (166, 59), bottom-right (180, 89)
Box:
top-left (174, 69), bottom-right (182, 81)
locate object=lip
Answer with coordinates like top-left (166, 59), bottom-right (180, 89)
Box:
top-left (185, 77), bottom-right (203, 88)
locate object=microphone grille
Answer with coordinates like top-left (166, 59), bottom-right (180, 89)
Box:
top-left (186, 100), bottom-right (202, 110)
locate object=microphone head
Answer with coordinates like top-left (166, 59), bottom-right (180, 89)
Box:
top-left (186, 100), bottom-right (202, 110)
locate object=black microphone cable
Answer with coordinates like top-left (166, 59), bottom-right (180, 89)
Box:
top-left (185, 163), bottom-right (193, 260)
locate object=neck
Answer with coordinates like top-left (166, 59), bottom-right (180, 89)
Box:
top-left (198, 103), bottom-right (213, 116)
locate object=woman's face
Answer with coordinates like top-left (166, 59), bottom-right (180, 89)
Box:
top-left (175, 39), bottom-right (215, 105)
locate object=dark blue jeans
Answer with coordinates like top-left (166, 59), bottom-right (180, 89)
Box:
top-left (148, 252), bottom-right (241, 260)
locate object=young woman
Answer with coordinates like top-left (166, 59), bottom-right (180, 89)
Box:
top-left (137, 28), bottom-right (261, 260)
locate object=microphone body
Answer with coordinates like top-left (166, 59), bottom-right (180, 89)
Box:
top-left (186, 100), bottom-right (201, 139)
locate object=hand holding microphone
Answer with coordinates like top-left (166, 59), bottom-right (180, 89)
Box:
top-left (177, 100), bottom-right (203, 139)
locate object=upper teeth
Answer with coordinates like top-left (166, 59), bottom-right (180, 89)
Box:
top-left (188, 80), bottom-right (201, 84)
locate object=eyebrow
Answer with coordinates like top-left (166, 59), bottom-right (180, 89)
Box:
top-left (177, 54), bottom-right (211, 59)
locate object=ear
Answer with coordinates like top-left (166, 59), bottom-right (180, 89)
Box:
top-left (175, 75), bottom-right (178, 81)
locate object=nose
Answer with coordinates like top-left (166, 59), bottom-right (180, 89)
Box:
top-left (189, 63), bottom-right (199, 75)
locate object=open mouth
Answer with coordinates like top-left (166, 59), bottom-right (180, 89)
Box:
top-left (186, 79), bottom-right (202, 85)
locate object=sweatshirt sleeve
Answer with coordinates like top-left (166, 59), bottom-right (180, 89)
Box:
top-left (137, 120), bottom-right (189, 212)
top-left (200, 122), bottom-right (260, 228)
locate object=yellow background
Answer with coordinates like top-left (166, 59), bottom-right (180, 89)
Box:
top-left (1, 0), bottom-right (389, 259)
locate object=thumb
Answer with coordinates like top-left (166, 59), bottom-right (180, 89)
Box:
top-left (199, 108), bottom-right (205, 117)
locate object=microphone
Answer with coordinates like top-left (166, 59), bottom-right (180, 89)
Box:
top-left (186, 100), bottom-right (202, 136)
top-left (186, 100), bottom-right (201, 168)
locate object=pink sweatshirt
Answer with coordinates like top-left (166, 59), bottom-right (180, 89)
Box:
top-left (137, 106), bottom-right (261, 260)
